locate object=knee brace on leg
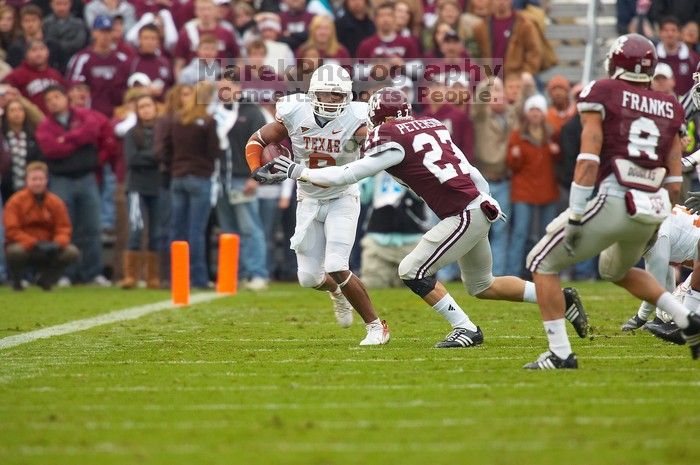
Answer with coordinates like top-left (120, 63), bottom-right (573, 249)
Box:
top-left (402, 275), bottom-right (437, 298)
top-left (298, 271), bottom-right (325, 288)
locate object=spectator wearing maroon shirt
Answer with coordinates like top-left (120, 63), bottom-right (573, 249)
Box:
top-left (6, 5), bottom-right (66, 73)
top-left (43, 0), bottom-right (89, 65)
top-left (473, 0), bottom-right (542, 77)
top-left (3, 40), bottom-right (66, 115)
top-left (656, 16), bottom-right (700, 95)
top-left (335, 0), bottom-right (375, 57)
top-left (281, 0), bottom-right (314, 36)
top-left (35, 85), bottom-right (108, 285)
top-left (297, 16), bottom-right (351, 63)
top-left (356, 2), bottom-right (420, 60)
top-left (110, 15), bottom-right (137, 59)
top-left (127, 24), bottom-right (174, 98)
top-left (173, 0), bottom-right (239, 77)
top-left (133, 0), bottom-right (176, 17)
top-left (66, 15), bottom-right (128, 117)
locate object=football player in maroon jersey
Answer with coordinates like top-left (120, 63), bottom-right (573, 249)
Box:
top-left (267, 87), bottom-right (588, 349)
top-left (524, 34), bottom-right (700, 369)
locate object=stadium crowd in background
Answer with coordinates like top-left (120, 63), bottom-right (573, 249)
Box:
top-left (0, 0), bottom-right (699, 292)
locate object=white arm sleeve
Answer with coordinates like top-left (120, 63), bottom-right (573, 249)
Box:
top-left (125, 13), bottom-right (155, 47)
top-left (301, 148), bottom-right (405, 187)
top-left (159, 10), bottom-right (179, 52)
top-left (638, 235), bottom-right (673, 319)
top-left (644, 235), bottom-right (672, 287)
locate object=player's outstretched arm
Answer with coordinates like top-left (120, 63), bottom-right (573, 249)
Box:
top-left (564, 112), bottom-right (602, 254)
top-left (273, 149), bottom-right (404, 187)
top-left (664, 134), bottom-right (683, 206)
top-left (245, 121), bottom-right (289, 172)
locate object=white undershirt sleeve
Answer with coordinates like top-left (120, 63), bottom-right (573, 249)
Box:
top-left (300, 148), bottom-right (405, 187)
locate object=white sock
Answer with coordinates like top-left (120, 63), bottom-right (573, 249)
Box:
top-left (543, 319), bottom-right (572, 358)
top-left (523, 281), bottom-right (537, 303)
top-left (683, 289), bottom-right (700, 314)
top-left (656, 292), bottom-right (690, 328)
top-left (637, 302), bottom-right (655, 321)
top-left (366, 318), bottom-right (381, 328)
top-left (433, 294), bottom-right (477, 331)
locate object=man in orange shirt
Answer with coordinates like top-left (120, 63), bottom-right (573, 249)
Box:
top-left (3, 161), bottom-right (78, 291)
top-left (545, 74), bottom-right (572, 141)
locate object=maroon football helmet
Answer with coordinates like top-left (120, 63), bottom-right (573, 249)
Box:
top-left (366, 87), bottom-right (412, 130)
top-left (606, 33), bottom-right (657, 83)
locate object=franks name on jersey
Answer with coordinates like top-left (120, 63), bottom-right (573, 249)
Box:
top-left (303, 136), bottom-right (341, 153)
top-left (577, 78), bottom-right (684, 185)
top-left (621, 90), bottom-right (676, 119)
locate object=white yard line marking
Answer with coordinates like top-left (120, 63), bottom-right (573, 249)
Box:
top-left (0, 293), bottom-right (223, 350)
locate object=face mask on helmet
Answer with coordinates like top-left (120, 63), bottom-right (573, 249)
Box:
top-left (308, 64), bottom-right (353, 119)
top-left (309, 90), bottom-right (351, 119)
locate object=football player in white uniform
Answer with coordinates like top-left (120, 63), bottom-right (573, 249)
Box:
top-left (245, 64), bottom-right (389, 346)
top-left (621, 206), bottom-right (700, 344)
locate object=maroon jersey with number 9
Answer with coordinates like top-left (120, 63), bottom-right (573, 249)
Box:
top-left (577, 78), bottom-right (684, 186)
top-left (361, 117), bottom-right (480, 219)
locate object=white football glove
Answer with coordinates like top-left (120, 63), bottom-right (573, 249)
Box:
top-left (251, 165), bottom-right (286, 184)
top-left (273, 155), bottom-right (305, 180)
top-left (681, 150), bottom-right (700, 173)
top-left (563, 218), bottom-right (584, 256)
top-left (685, 191), bottom-right (700, 214)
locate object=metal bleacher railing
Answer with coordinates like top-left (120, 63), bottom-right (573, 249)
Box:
top-left (545, 0), bottom-right (618, 85)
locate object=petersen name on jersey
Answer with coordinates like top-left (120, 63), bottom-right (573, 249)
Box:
top-left (275, 94), bottom-right (368, 200)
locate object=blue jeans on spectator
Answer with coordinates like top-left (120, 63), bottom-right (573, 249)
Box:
top-left (127, 192), bottom-right (161, 251)
top-left (258, 197), bottom-right (280, 272)
top-left (488, 180), bottom-right (511, 276)
top-left (216, 178), bottom-right (268, 281)
top-left (507, 202), bottom-right (558, 277)
top-left (170, 175), bottom-right (212, 288)
top-left (158, 185), bottom-right (172, 284)
top-left (100, 165), bottom-right (117, 230)
top-left (51, 173), bottom-right (103, 282)
top-left (0, 196), bottom-right (6, 283)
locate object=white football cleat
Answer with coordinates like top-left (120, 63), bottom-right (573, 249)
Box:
top-left (359, 320), bottom-right (390, 346)
top-left (244, 277), bottom-right (269, 291)
top-left (329, 290), bottom-right (353, 328)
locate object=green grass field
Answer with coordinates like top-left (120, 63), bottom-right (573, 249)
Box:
top-left (1, 282), bottom-right (698, 465)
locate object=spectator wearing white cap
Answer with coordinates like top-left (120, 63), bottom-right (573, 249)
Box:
top-left (652, 62), bottom-right (677, 95)
top-left (255, 13), bottom-right (295, 71)
top-left (505, 93), bottom-right (560, 277)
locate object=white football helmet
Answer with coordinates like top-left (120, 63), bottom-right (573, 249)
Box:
top-left (308, 63), bottom-right (353, 119)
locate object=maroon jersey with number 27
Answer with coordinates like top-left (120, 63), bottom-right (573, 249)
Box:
top-left (361, 117), bottom-right (481, 219)
top-left (577, 78), bottom-right (684, 187)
